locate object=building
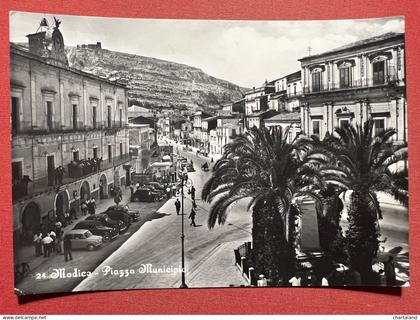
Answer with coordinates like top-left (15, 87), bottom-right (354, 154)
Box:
top-left (285, 71), bottom-right (303, 112)
top-left (201, 116), bottom-right (218, 154)
top-left (192, 111), bottom-right (212, 148)
top-left (213, 117), bottom-right (242, 156)
top-left (128, 116), bottom-right (155, 173)
top-left (244, 81), bottom-right (276, 129)
top-left (11, 19), bottom-right (130, 242)
top-left (246, 109), bottom-right (279, 129)
top-left (299, 32), bottom-right (406, 141)
top-left (127, 105), bottom-right (154, 120)
top-left (264, 112), bottom-right (301, 143)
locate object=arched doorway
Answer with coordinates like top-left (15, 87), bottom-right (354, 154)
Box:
top-left (99, 174), bottom-right (108, 199)
top-left (55, 190), bottom-right (70, 218)
top-left (80, 181), bottom-right (91, 201)
top-left (21, 202), bottom-right (41, 243)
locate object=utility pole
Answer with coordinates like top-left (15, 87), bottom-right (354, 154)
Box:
top-left (179, 171), bottom-right (189, 288)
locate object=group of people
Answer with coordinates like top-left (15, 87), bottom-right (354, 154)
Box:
top-left (32, 227), bottom-right (72, 262)
top-left (173, 185), bottom-right (198, 227)
top-left (68, 157), bottom-right (103, 178)
top-left (80, 197), bottom-right (97, 215)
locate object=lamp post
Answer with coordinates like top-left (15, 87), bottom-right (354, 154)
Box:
top-left (178, 169), bottom-right (191, 288)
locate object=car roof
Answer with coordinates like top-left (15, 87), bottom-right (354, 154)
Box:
top-left (65, 229), bottom-right (90, 235)
top-left (75, 220), bottom-right (101, 226)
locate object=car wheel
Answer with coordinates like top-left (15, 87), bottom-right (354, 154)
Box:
top-left (87, 244), bottom-right (95, 251)
top-left (103, 235), bottom-right (111, 242)
top-left (154, 196), bottom-right (160, 202)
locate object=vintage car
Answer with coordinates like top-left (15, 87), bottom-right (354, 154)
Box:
top-left (105, 205), bottom-right (140, 223)
top-left (63, 229), bottom-right (102, 251)
top-left (131, 187), bottom-right (165, 202)
top-left (73, 220), bottom-right (119, 242)
top-left (85, 213), bottom-right (128, 233)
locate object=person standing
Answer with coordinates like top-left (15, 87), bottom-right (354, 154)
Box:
top-left (33, 232), bottom-right (43, 257)
top-left (41, 234), bottom-right (53, 258)
top-left (175, 198), bottom-right (181, 215)
top-left (48, 230), bottom-right (56, 253)
top-left (56, 230), bottom-right (63, 254)
top-left (288, 273), bottom-right (302, 286)
top-left (81, 200), bottom-right (88, 216)
top-left (88, 197), bottom-right (96, 215)
top-left (189, 207), bottom-right (197, 227)
top-left (63, 236), bottom-right (73, 262)
top-left (189, 185), bottom-right (196, 201)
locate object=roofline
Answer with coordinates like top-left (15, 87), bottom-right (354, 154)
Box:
top-left (298, 32), bottom-right (405, 62)
top-left (10, 43), bottom-right (127, 89)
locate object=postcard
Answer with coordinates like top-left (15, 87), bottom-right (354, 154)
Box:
top-left (10, 12), bottom-right (408, 294)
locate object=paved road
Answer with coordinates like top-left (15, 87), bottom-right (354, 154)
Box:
top-left (15, 197), bottom-right (165, 295)
top-left (74, 149), bottom-right (252, 291)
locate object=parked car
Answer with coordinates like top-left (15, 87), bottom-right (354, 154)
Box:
top-left (145, 181), bottom-right (166, 192)
top-left (63, 229), bottom-right (102, 251)
top-left (104, 206), bottom-right (140, 226)
top-left (85, 213), bottom-right (128, 233)
top-left (73, 220), bottom-right (119, 242)
top-left (131, 187), bottom-right (164, 202)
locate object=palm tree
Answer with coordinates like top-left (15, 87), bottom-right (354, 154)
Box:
top-left (202, 126), bottom-right (325, 283)
top-left (321, 119), bottom-right (408, 281)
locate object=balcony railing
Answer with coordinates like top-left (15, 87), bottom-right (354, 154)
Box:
top-left (303, 75), bottom-right (401, 94)
top-left (12, 154), bottom-right (131, 202)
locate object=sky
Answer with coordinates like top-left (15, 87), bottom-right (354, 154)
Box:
top-left (9, 12), bottom-right (404, 88)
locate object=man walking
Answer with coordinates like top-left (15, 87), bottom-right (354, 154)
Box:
top-left (189, 207), bottom-right (197, 227)
top-left (189, 185), bottom-right (196, 202)
top-left (63, 236), bottom-right (73, 262)
top-left (175, 198), bottom-right (181, 215)
top-left (41, 234), bottom-right (53, 258)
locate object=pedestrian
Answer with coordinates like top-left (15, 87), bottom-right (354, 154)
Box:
top-left (33, 232), bottom-right (43, 257)
top-left (56, 230), bottom-right (63, 254)
top-left (172, 184), bottom-right (177, 197)
top-left (288, 273), bottom-right (302, 286)
top-left (384, 256), bottom-right (397, 286)
top-left (88, 197), bottom-right (96, 215)
top-left (189, 207), bottom-right (197, 227)
top-left (166, 185), bottom-right (171, 199)
top-left (63, 235), bottom-right (73, 262)
top-left (55, 220), bottom-right (62, 235)
top-left (41, 234), bottom-right (53, 258)
top-left (189, 185), bottom-right (196, 201)
top-left (81, 200), bottom-right (88, 216)
top-left (48, 230), bottom-right (56, 253)
top-left (257, 274), bottom-right (268, 287)
top-left (175, 198), bottom-right (181, 215)
top-left (130, 185), bottom-right (134, 196)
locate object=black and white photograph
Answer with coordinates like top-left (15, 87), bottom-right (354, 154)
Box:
top-left (10, 12), bottom-right (409, 295)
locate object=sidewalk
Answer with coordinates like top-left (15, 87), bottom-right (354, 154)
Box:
top-left (15, 187), bottom-right (132, 273)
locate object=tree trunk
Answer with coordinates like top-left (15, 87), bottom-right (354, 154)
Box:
top-left (251, 198), bottom-right (294, 285)
top-left (345, 190), bottom-right (380, 283)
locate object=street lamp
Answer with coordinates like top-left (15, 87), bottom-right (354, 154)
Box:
top-left (177, 169), bottom-right (192, 288)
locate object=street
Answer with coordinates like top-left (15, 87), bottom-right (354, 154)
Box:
top-left (74, 146), bottom-right (252, 291)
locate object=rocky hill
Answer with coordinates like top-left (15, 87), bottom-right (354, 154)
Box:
top-left (66, 46), bottom-right (248, 111)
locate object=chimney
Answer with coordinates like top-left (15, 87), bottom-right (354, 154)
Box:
top-left (26, 32), bottom-right (47, 57)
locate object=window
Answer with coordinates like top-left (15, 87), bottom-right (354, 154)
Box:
top-left (47, 155), bottom-right (55, 186)
top-left (339, 118), bottom-right (350, 128)
top-left (312, 120), bottom-right (321, 136)
top-left (11, 97), bottom-right (20, 134)
top-left (107, 105), bottom-right (112, 128)
top-left (46, 101), bottom-right (53, 131)
top-left (119, 108), bottom-right (123, 128)
top-left (108, 145), bottom-right (112, 160)
top-left (93, 147), bottom-right (98, 159)
top-left (373, 118), bottom-right (386, 136)
top-left (231, 129), bottom-right (236, 137)
top-left (120, 143), bottom-right (123, 159)
top-left (373, 60), bottom-right (385, 85)
top-left (339, 67), bottom-right (351, 88)
top-left (293, 83), bottom-right (297, 96)
top-left (92, 106), bottom-right (97, 129)
top-left (12, 161), bottom-right (22, 184)
top-left (312, 72), bottom-right (322, 92)
top-left (72, 104), bottom-right (78, 130)
top-left (73, 151), bottom-right (79, 162)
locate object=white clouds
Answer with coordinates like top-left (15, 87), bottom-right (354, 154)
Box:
top-left (9, 12), bottom-right (404, 88)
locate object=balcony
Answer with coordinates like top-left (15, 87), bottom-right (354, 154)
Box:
top-left (12, 154), bottom-right (131, 203)
top-left (303, 74), bottom-right (402, 95)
